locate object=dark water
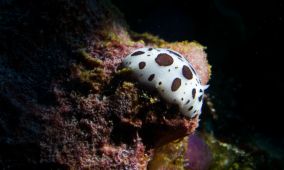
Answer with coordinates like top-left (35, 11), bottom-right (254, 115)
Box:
top-left (113, 0), bottom-right (284, 167)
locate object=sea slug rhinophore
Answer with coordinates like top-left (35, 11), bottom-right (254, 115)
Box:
top-left (122, 47), bottom-right (208, 118)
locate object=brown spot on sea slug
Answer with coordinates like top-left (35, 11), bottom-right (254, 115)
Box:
top-left (155, 53), bottom-right (174, 66)
top-left (139, 62), bottom-right (146, 69)
top-left (171, 78), bottom-right (181, 91)
top-left (131, 51), bottom-right (145, 56)
top-left (192, 88), bottom-right (196, 99)
top-left (148, 74), bottom-right (155, 81)
top-left (182, 65), bottom-right (193, 80)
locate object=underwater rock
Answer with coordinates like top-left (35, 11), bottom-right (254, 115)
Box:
top-left (0, 0), bottom-right (210, 169)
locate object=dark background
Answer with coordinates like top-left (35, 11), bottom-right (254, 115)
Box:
top-left (113, 0), bottom-right (284, 159)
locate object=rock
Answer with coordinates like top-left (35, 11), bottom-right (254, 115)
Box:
top-left (0, 0), bottom-right (210, 169)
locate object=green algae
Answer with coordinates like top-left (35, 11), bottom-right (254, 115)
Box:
top-left (70, 62), bottom-right (105, 94)
top-left (148, 137), bottom-right (187, 170)
top-left (130, 32), bottom-right (166, 46)
top-left (204, 133), bottom-right (254, 170)
top-left (77, 48), bottom-right (103, 68)
top-left (116, 68), bottom-right (132, 75)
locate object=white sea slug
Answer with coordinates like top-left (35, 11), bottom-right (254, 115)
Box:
top-left (122, 47), bottom-right (208, 118)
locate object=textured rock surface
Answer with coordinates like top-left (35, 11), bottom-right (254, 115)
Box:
top-left (0, 0), bottom-right (210, 169)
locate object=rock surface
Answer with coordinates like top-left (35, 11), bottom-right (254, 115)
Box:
top-left (0, 0), bottom-right (210, 169)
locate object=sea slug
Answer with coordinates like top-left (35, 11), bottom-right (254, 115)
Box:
top-left (122, 47), bottom-right (208, 118)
